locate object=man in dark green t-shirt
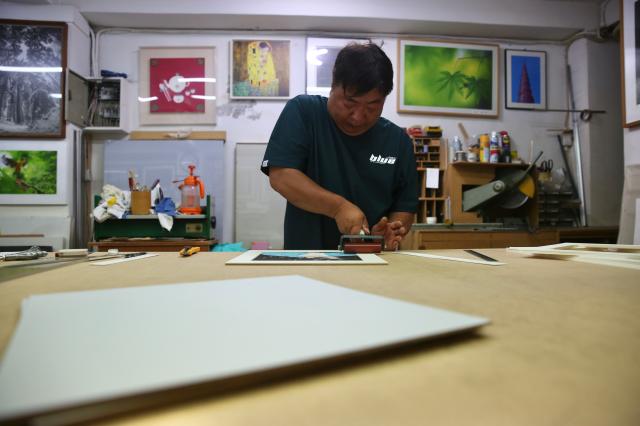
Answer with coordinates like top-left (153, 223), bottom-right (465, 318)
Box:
top-left (261, 42), bottom-right (418, 250)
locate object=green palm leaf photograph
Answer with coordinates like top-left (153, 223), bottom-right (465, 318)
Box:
top-left (398, 39), bottom-right (498, 117)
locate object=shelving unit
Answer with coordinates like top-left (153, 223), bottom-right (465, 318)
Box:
top-left (538, 190), bottom-right (580, 227)
top-left (411, 136), bottom-right (447, 224)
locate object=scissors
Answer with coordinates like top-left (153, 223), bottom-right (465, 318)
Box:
top-left (539, 159), bottom-right (553, 172)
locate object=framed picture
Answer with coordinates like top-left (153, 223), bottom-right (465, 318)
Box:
top-left (230, 39), bottom-right (290, 100)
top-left (621, 0), bottom-right (640, 127)
top-left (505, 49), bottom-right (546, 110)
top-left (0, 19), bottom-right (67, 138)
top-left (138, 47), bottom-right (216, 126)
top-left (0, 141), bottom-right (67, 204)
top-left (305, 37), bottom-right (368, 97)
top-left (226, 250), bottom-right (387, 265)
top-left (398, 39), bottom-right (499, 117)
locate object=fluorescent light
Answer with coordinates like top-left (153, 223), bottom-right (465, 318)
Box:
top-left (191, 95), bottom-right (216, 100)
top-left (137, 96), bottom-right (158, 103)
top-left (49, 93), bottom-right (62, 99)
top-left (179, 77), bottom-right (216, 83)
top-left (0, 66), bottom-right (62, 73)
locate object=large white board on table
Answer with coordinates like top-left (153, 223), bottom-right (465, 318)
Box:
top-left (0, 275), bottom-right (488, 423)
top-left (104, 139), bottom-right (224, 239)
top-left (235, 143), bottom-right (286, 249)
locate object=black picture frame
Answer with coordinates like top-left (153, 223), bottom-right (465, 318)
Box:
top-left (0, 19), bottom-right (68, 138)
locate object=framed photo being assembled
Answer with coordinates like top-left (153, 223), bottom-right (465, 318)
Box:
top-left (398, 39), bottom-right (499, 117)
top-left (230, 40), bottom-right (290, 100)
top-left (305, 37), bottom-right (368, 97)
top-left (621, 0), bottom-right (640, 127)
top-left (138, 47), bottom-right (216, 126)
top-left (0, 19), bottom-right (67, 138)
top-left (505, 49), bottom-right (546, 110)
top-left (0, 141), bottom-right (67, 204)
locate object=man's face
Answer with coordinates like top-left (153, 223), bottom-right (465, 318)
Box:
top-left (327, 86), bottom-right (386, 136)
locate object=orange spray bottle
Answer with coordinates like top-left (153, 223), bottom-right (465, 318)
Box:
top-left (178, 164), bottom-right (205, 214)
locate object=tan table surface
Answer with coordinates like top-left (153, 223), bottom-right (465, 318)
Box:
top-left (0, 250), bottom-right (639, 425)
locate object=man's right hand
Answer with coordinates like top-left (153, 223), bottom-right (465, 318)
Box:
top-left (333, 199), bottom-right (369, 235)
top-left (269, 167), bottom-right (369, 235)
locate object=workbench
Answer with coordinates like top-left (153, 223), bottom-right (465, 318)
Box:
top-left (0, 250), bottom-right (638, 424)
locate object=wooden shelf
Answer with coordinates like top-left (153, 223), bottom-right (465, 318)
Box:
top-left (451, 161), bottom-right (530, 168)
top-left (121, 214), bottom-right (206, 220)
top-left (89, 239), bottom-right (217, 252)
top-left (411, 136), bottom-right (447, 224)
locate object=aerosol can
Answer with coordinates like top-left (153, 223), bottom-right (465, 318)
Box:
top-left (178, 164), bottom-right (205, 214)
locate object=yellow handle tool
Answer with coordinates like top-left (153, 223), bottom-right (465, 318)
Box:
top-left (179, 246), bottom-right (201, 257)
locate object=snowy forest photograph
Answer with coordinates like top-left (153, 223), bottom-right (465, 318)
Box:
top-left (0, 20), bottom-right (67, 138)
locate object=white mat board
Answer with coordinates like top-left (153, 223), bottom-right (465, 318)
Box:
top-left (0, 275), bottom-right (488, 421)
top-left (226, 250), bottom-right (387, 265)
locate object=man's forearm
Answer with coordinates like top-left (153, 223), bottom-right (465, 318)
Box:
top-left (268, 167), bottom-right (346, 218)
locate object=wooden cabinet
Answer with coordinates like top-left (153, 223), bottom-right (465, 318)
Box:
top-left (444, 162), bottom-right (539, 227)
top-left (411, 136), bottom-right (447, 224)
top-left (400, 228), bottom-right (558, 250)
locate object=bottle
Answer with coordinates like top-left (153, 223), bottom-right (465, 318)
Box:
top-left (178, 164), bottom-right (205, 214)
top-left (500, 131), bottom-right (511, 163)
top-left (479, 134), bottom-right (490, 163)
top-left (489, 131), bottom-right (500, 163)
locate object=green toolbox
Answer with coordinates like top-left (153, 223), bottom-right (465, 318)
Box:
top-left (93, 195), bottom-right (213, 240)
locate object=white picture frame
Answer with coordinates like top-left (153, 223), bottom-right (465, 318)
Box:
top-left (0, 140), bottom-right (67, 204)
top-left (226, 250), bottom-right (387, 265)
top-left (398, 39), bottom-right (499, 117)
top-left (621, 0), bottom-right (640, 127)
top-left (138, 47), bottom-right (216, 126)
top-left (305, 37), bottom-right (368, 97)
top-left (505, 49), bottom-right (547, 110)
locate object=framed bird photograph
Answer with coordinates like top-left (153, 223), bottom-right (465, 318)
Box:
top-left (0, 141), bottom-right (67, 204)
top-left (0, 19), bottom-right (68, 138)
top-left (505, 49), bottom-right (546, 110)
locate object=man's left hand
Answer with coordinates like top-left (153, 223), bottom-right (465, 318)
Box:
top-left (371, 216), bottom-right (406, 251)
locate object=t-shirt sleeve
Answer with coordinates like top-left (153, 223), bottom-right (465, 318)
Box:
top-left (390, 132), bottom-right (419, 213)
top-left (261, 97), bottom-right (311, 176)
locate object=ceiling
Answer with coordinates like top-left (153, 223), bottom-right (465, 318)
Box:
top-left (5, 0), bottom-right (607, 41)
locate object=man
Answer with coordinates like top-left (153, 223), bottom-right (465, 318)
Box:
top-left (261, 42), bottom-right (418, 250)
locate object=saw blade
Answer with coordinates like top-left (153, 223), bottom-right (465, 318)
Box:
top-left (518, 174), bottom-right (536, 198)
top-left (499, 174), bottom-right (536, 209)
top-left (499, 190), bottom-right (529, 209)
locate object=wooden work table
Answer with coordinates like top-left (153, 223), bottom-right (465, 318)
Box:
top-left (0, 250), bottom-right (638, 425)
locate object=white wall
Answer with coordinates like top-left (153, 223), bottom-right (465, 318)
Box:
top-left (94, 29), bottom-right (619, 243)
top-left (0, 2), bottom-right (91, 249)
top-left (1, 0), bottom-right (625, 247)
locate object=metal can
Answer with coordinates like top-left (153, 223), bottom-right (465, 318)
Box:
top-left (489, 147), bottom-right (500, 163)
top-left (479, 134), bottom-right (490, 163)
top-left (500, 131), bottom-right (511, 163)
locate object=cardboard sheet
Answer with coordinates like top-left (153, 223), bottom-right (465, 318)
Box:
top-left (0, 275), bottom-right (488, 421)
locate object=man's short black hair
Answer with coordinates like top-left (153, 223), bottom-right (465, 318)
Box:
top-left (332, 42), bottom-right (393, 97)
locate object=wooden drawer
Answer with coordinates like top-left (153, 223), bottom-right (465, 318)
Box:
top-left (402, 229), bottom-right (559, 250)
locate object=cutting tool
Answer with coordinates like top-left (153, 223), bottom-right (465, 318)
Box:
top-left (179, 246), bottom-right (201, 257)
top-left (463, 151), bottom-right (543, 212)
